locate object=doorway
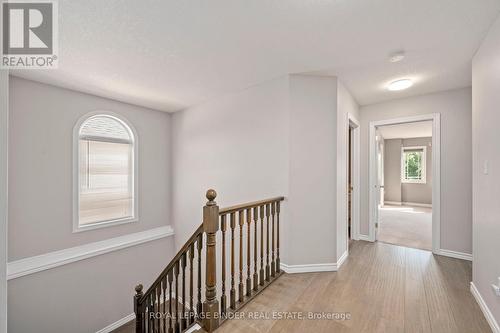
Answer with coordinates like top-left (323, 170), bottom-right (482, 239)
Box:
top-left (347, 113), bottom-right (360, 244)
top-left (369, 114), bottom-right (440, 253)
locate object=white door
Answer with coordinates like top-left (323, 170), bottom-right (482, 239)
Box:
top-left (374, 132), bottom-right (384, 240)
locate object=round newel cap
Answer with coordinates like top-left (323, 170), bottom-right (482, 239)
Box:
top-left (135, 284), bottom-right (143, 294)
top-left (206, 189), bottom-right (217, 202)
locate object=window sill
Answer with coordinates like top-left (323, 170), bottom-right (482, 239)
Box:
top-left (401, 180), bottom-right (427, 184)
top-left (73, 216), bottom-right (138, 233)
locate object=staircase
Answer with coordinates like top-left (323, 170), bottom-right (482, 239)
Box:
top-left (133, 189), bottom-right (285, 333)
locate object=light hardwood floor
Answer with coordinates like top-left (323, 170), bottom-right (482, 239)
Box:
top-left (116, 241), bottom-right (490, 333)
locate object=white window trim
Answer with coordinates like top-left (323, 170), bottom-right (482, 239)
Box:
top-left (401, 145), bottom-right (427, 184)
top-left (72, 111), bottom-right (139, 233)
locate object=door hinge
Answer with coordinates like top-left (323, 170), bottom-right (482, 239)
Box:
top-left (375, 222), bottom-right (379, 228)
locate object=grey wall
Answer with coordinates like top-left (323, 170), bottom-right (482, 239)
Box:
top-left (472, 12), bottom-right (500, 325)
top-left (288, 75), bottom-right (338, 265)
top-left (8, 77), bottom-right (175, 332)
top-left (0, 70), bottom-right (8, 333)
top-left (171, 76), bottom-right (290, 259)
top-left (383, 139), bottom-right (402, 203)
top-left (8, 238), bottom-right (173, 333)
top-left (336, 81), bottom-right (360, 258)
top-left (172, 74), bottom-right (356, 266)
top-left (360, 88), bottom-right (473, 254)
top-left (8, 77), bottom-right (173, 259)
top-left (384, 137), bottom-right (432, 205)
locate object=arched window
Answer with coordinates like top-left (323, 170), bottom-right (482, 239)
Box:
top-left (74, 113), bottom-right (137, 232)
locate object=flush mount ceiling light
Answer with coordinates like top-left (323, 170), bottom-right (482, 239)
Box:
top-left (387, 79), bottom-right (413, 91)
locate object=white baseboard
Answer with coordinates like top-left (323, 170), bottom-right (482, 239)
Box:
top-left (383, 201), bottom-right (432, 208)
top-left (337, 250), bottom-right (348, 269)
top-left (384, 201), bottom-right (402, 206)
top-left (96, 291), bottom-right (198, 333)
top-left (185, 323), bottom-right (203, 333)
top-left (96, 313), bottom-right (135, 333)
top-left (403, 202), bottom-right (432, 208)
top-left (8, 225), bottom-right (174, 280)
top-left (280, 262), bottom-right (336, 273)
top-left (358, 234), bottom-right (371, 242)
top-left (280, 251), bottom-right (348, 274)
top-left (470, 282), bottom-right (500, 333)
top-left (435, 249), bottom-right (472, 261)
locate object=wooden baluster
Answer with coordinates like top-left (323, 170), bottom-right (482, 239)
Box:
top-left (134, 284), bottom-right (143, 333)
top-left (238, 210), bottom-right (244, 302)
top-left (246, 208), bottom-right (252, 296)
top-left (220, 214), bottom-right (227, 314)
top-left (181, 253), bottom-right (187, 330)
top-left (230, 212), bottom-right (236, 309)
top-left (174, 262), bottom-right (180, 333)
top-left (189, 243), bottom-right (195, 325)
top-left (163, 278), bottom-right (167, 333)
top-left (271, 202), bottom-right (276, 277)
top-left (266, 203), bottom-right (271, 282)
top-left (259, 205), bottom-right (265, 286)
top-left (150, 293), bottom-right (155, 333)
top-left (168, 270), bottom-right (173, 333)
top-left (155, 286), bottom-right (160, 333)
top-left (196, 233), bottom-right (203, 316)
top-left (276, 201), bottom-right (281, 273)
top-left (253, 206), bottom-right (258, 292)
top-left (202, 189), bottom-right (220, 332)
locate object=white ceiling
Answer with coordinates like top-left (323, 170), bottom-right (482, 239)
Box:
top-left (12, 0), bottom-right (500, 112)
top-left (378, 121), bottom-right (433, 139)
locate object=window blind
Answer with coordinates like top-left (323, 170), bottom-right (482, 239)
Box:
top-left (78, 116), bottom-right (134, 226)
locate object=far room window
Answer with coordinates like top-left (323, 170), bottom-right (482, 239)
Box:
top-left (401, 146), bottom-right (426, 184)
top-left (74, 114), bottom-right (137, 232)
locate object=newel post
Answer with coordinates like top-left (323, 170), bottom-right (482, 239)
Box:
top-left (134, 284), bottom-right (143, 333)
top-left (203, 189), bottom-right (220, 332)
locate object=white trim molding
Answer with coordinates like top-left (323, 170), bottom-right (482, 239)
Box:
top-left (280, 263), bottom-right (337, 273)
top-left (96, 292), bottom-right (201, 333)
top-left (358, 234), bottom-right (371, 242)
top-left (347, 113), bottom-right (361, 241)
top-left (435, 249), bottom-right (472, 261)
top-left (280, 252), bottom-right (349, 274)
top-left (384, 201), bottom-right (403, 206)
top-left (383, 201), bottom-right (432, 208)
top-left (337, 250), bottom-right (348, 269)
top-left (403, 202), bottom-right (432, 208)
top-left (7, 226), bottom-right (174, 280)
top-left (96, 313), bottom-right (135, 333)
top-left (471, 282), bottom-right (500, 333)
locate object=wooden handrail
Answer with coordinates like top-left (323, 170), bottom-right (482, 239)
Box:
top-left (139, 224), bottom-right (203, 304)
top-left (134, 190), bottom-right (285, 333)
top-left (219, 196), bottom-right (285, 215)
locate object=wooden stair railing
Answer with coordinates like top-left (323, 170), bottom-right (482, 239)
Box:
top-left (134, 189), bottom-right (285, 333)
